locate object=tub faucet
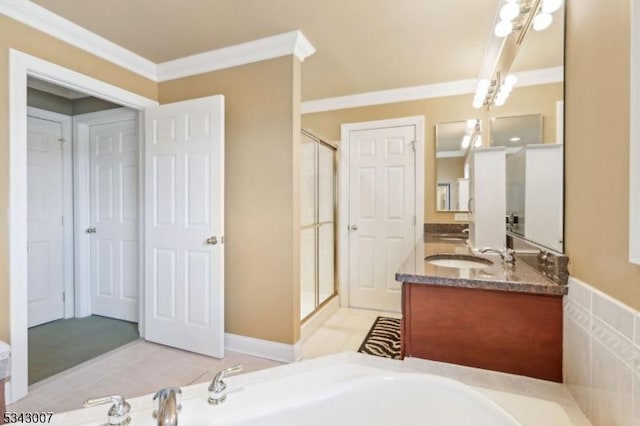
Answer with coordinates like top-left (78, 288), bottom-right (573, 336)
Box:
top-left (480, 246), bottom-right (516, 267)
top-left (208, 365), bottom-right (243, 405)
top-left (83, 394), bottom-right (131, 426)
top-left (153, 387), bottom-right (182, 426)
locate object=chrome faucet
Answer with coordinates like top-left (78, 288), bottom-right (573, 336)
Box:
top-left (84, 395), bottom-right (131, 426)
top-left (208, 364), bottom-right (243, 405)
top-left (480, 246), bottom-right (516, 266)
top-left (153, 387), bottom-right (182, 426)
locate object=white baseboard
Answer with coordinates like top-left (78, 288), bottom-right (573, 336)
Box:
top-left (224, 333), bottom-right (301, 363)
top-left (300, 297), bottom-right (340, 343)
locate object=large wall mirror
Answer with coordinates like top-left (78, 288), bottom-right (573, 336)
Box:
top-left (433, 3), bottom-right (565, 252)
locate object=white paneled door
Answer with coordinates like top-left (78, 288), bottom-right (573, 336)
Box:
top-left (144, 96), bottom-right (225, 358)
top-left (27, 116), bottom-right (64, 327)
top-left (90, 118), bottom-right (139, 322)
top-left (348, 125), bottom-right (416, 312)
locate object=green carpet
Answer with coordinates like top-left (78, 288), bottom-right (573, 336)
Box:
top-left (28, 315), bottom-right (139, 384)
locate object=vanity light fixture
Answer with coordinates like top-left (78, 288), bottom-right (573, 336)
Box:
top-left (509, 137), bottom-right (522, 142)
top-left (461, 120), bottom-right (482, 149)
top-left (473, 74), bottom-right (517, 109)
top-left (461, 135), bottom-right (471, 149)
top-left (493, 0), bottom-right (562, 38)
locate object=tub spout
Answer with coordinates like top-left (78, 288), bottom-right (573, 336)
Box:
top-left (153, 387), bottom-right (181, 426)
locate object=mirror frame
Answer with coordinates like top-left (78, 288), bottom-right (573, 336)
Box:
top-left (631, 0), bottom-right (640, 264)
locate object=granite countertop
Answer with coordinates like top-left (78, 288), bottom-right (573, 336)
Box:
top-left (395, 235), bottom-right (568, 296)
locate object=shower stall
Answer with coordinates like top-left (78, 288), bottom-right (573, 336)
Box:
top-left (300, 130), bottom-right (337, 320)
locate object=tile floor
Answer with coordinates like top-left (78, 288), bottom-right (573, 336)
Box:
top-left (300, 308), bottom-right (401, 359)
top-left (8, 307), bottom-right (392, 413)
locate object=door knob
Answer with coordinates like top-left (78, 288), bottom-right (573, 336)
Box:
top-left (86, 227), bottom-right (96, 234)
top-left (349, 225), bottom-right (358, 231)
top-left (206, 236), bottom-right (218, 245)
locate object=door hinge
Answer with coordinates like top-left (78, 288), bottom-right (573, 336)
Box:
top-left (410, 140), bottom-right (416, 152)
top-left (61, 215), bottom-right (64, 226)
top-left (221, 236), bottom-right (225, 244)
top-left (62, 291), bottom-right (66, 302)
top-left (59, 139), bottom-right (65, 150)
top-left (413, 215), bottom-right (416, 225)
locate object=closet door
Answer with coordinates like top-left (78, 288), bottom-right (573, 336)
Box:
top-left (27, 116), bottom-right (65, 327)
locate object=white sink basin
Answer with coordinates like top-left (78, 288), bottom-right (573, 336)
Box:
top-left (425, 254), bottom-right (492, 269)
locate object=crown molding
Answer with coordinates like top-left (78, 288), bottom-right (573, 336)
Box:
top-left (301, 66), bottom-right (564, 114)
top-left (0, 1), bottom-right (316, 83)
top-left (0, 0), bottom-right (157, 80)
top-left (156, 30), bottom-right (315, 82)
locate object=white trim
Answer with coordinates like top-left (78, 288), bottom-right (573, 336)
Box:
top-left (301, 67), bottom-right (564, 114)
top-left (224, 333), bottom-right (301, 363)
top-left (630, 0), bottom-right (640, 265)
top-left (156, 31), bottom-right (316, 82)
top-left (0, 0), bottom-right (157, 81)
top-left (26, 107), bottom-right (74, 319)
top-left (72, 108), bottom-right (140, 319)
top-left (436, 150), bottom-right (467, 159)
top-left (338, 116), bottom-right (425, 309)
top-left (8, 48), bottom-right (157, 403)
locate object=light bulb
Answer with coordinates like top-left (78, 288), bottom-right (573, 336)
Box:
top-left (500, 3), bottom-right (520, 21)
top-left (472, 99), bottom-right (484, 109)
top-left (466, 119), bottom-right (478, 128)
top-left (533, 13), bottom-right (553, 31)
top-left (494, 20), bottom-right (513, 37)
top-left (495, 97), bottom-right (506, 107)
top-left (542, 0), bottom-right (562, 14)
top-left (504, 74), bottom-right (518, 87)
top-left (474, 135), bottom-right (483, 148)
top-left (461, 135), bottom-right (471, 149)
top-left (478, 78), bottom-right (491, 90)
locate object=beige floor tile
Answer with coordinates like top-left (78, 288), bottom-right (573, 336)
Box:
top-left (10, 308), bottom-right (383, 414)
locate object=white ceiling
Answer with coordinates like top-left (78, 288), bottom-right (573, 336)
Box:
top-left (29, 0), bottom-right (565, 101)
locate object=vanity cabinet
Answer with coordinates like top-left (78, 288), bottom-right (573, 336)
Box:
top-left (468, 147), bottom-right (506, 250)
top-left (401, 283), bottom-right (563, 382)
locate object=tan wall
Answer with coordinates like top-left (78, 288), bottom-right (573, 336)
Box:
top-left (565, 0), bottom-right (640, 310)
top-left (302, 83), bottom-right (562, 223)
top-left (0, 16), bottom-right (157, 343)
top-left (159, 56), bottom-right (301, 344)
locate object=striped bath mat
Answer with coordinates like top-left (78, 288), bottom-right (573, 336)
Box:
top-left (357, 316), bottom-right (402, 359)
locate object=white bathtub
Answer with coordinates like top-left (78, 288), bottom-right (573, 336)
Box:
top-left (212, 373), bottom-right (519, 426)
top-left (47, 355), bottom-right (582, 426)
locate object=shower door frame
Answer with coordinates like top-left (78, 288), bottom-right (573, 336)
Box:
top-left (300, 129), bottom-right (338, 322)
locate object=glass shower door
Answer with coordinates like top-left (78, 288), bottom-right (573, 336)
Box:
top-left (300, 131), bottom-right (336, 320)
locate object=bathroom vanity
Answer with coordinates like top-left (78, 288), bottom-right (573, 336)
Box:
top-left (396, 236), bottom-right (567, 382)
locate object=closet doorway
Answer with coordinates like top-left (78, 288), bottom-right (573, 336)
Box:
top-left (300, 130), bottom-right (337, 320)
top-left (26, 79), bottom-right (140, 385)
